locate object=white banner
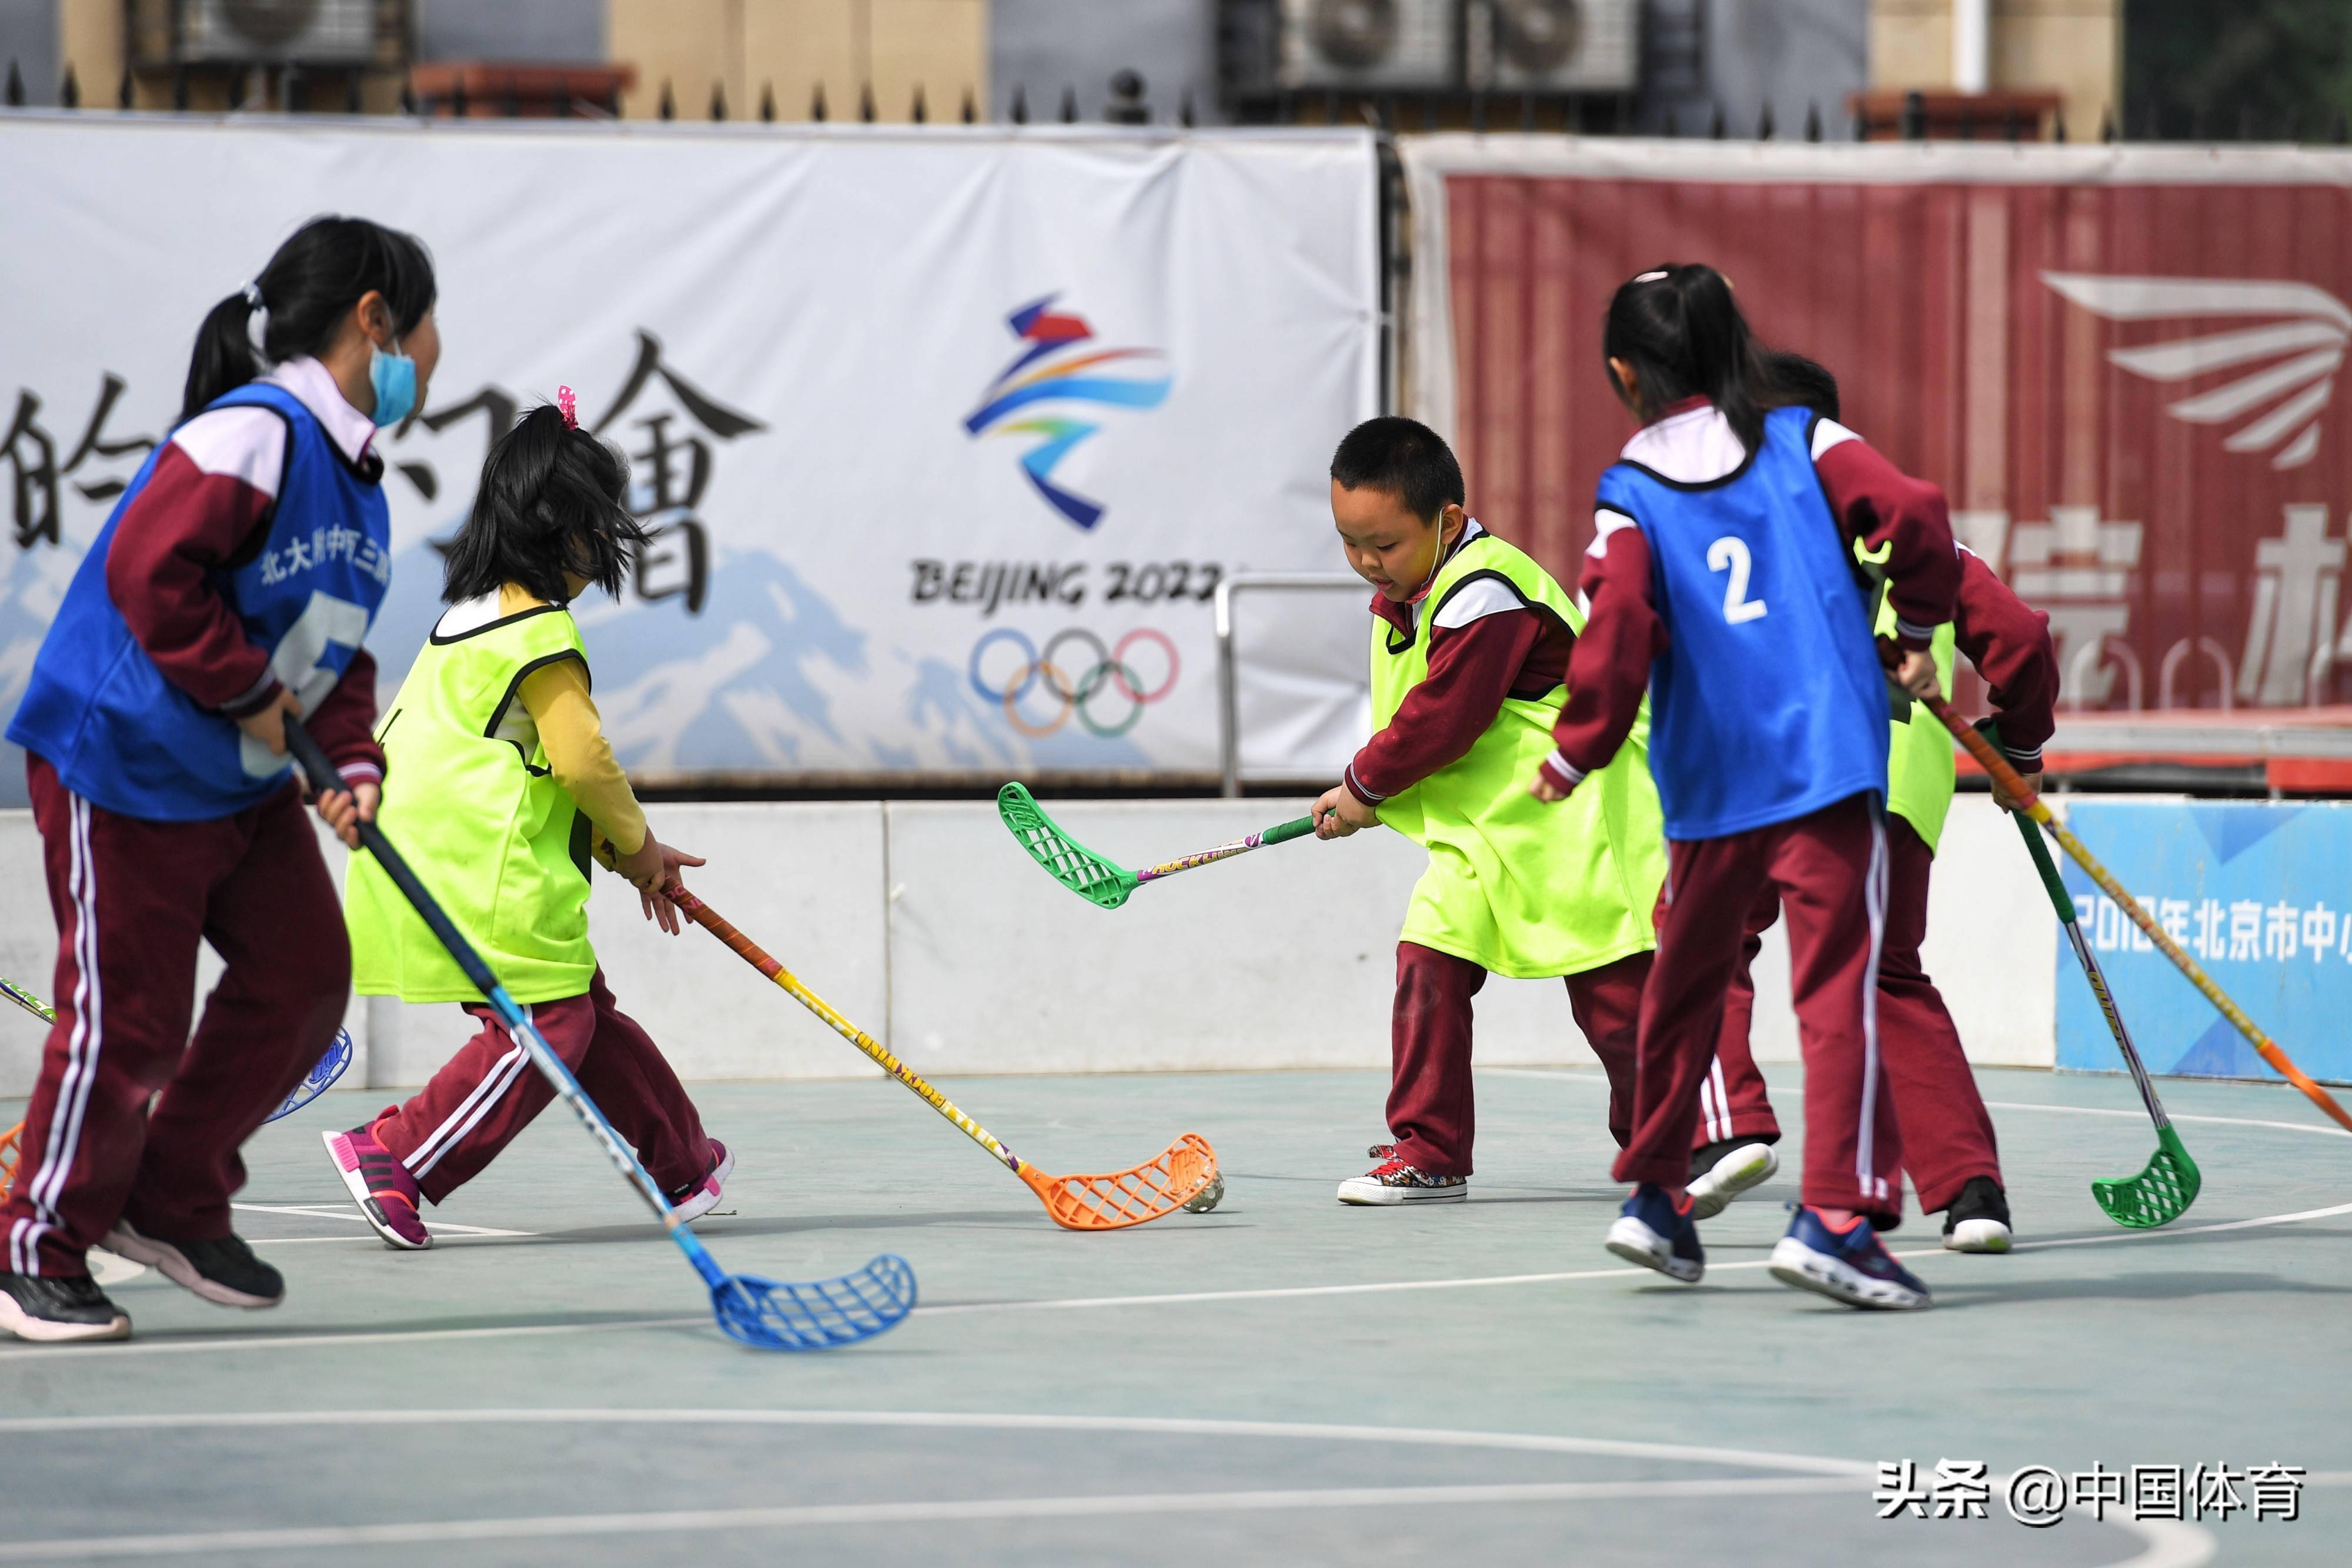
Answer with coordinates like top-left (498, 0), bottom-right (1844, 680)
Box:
top-left (0, 116), bottom-right (1379, 801)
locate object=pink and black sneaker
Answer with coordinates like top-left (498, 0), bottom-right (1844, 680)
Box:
top-left (322, 1121), bottom-right (430, 1251)
top-left (666, 1140), bottom-right (736, 1224)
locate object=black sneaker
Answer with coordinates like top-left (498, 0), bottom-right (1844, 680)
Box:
top-left (104, 1221), bottom-right (284, 1308)
top-left (1689, 1134), bottom-right (1778, 1181)
top-left (1941, 1175), bottom-right (2013, 1253)
top-left (0, 1271), bottom-right (131, 1343)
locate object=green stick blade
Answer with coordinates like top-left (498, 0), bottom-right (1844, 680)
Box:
top-left (997, 783), bottom-right (1141, 911)
top-left (2090, 1126), bottom-right (2201, 1228)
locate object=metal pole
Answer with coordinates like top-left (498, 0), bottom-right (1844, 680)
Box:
top-left (1215, 573), bottom-right (1368, 799)
top-left (1953, 0), bottom-right (1990, 95)
top-left (1215, 576), bottom-right (1241, 798)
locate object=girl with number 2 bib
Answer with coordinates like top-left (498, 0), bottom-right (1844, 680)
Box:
top-left (2, 216), bottom-right (434, 1342)
top-left (1531, 264), bottom-right (1960, 1311)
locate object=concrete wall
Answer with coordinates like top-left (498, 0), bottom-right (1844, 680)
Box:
top-left (1659, 0), bottom-right (1871, 138)
top-left (0, 794), bottom-right (2064, 1092)
top-left (415, 0), bottom-right (606, 63)
top-left (1870, 0), bottom-right (2120, 138)
top-left (606, 0), bottom-right (987, 122)
top-left (988, 0), bottom-right (1219, 125)
top-left (0, 0), bottom-right (56, 103)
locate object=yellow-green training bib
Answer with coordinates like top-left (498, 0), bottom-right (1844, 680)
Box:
top-left (1368, 531), bottom-right (1666, 979)
top-left (344, 598), bottom-right (599, 1004)
top-left (1860, 542), bottom-right (1962, 853)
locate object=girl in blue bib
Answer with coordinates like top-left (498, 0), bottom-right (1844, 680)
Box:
top-left (1, 218), bottom-right (437, 1343)
top-left (1532, 263), bottom-right (1961, 1312)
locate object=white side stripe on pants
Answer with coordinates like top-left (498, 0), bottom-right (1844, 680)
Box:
top-left (12, 795), bottom-right (102, 1278)
top-left (402, 1004), bottom-right (536, 1180)
top-left (1853, 814), bottom-right (1890, 1205)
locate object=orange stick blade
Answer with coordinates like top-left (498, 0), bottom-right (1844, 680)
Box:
top-left (1018, 1134), bottom-right (1221, 1231)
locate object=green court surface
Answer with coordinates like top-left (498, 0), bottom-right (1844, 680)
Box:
top-left (3, 1063), bottom-right (2348, 1565)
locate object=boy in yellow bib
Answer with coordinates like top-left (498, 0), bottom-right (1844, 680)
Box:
top-left (1312, 418), bottom-right (1666, 1203)
top-left (321, 394), bottom-right (729, 1249)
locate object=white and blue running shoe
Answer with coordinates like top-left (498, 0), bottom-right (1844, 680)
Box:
top-left (1605, 1183), bottom-right (1705, 1283)
top-left (1769, 1206), bottom-right (1932, 1310)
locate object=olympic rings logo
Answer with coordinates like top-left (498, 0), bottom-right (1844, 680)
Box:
top-left (967, 627), bottom-right (1180, 738)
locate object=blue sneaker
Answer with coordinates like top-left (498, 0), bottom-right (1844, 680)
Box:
top-left (1769, 1206), bottom-right (1932, 1310)
top-left (1605, 1184), bottom-right (1705, 1283)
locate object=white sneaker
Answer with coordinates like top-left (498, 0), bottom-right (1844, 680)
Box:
top-left (1688, 1142), bottom-right (1779, 1221)
top-left (1336, 1154), bottom-right (1468, 1205)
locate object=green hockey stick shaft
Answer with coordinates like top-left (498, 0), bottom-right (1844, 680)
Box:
top-left (1, 977), bottom-right (55, 1025)
top-left (2009, 808), bottom-right (2173, 1132)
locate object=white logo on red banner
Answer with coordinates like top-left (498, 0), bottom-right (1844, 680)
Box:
top-left (2043, 272), bottom-right (2351, 471)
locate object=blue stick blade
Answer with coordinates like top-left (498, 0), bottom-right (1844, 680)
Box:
top-left (263, 1029), bottom-right (355, 1124)
top-left (711, 1253), bottom-right (918, 1351)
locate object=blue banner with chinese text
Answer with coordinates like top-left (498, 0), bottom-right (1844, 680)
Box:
top-left (2055, 801), bottom-right (2352, 1086)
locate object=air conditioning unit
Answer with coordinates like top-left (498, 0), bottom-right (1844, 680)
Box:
top-left (179, 0), bottom-right (379, 65)
top-left (1279, 0), bottom-right (1458, 91)
top-left (1470, 0), bottom-right (1639, 92)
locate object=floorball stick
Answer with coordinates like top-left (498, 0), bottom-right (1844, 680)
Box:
top-left (2006, 804), bottom-right (2201, 1226)
top-left (1924, 693), bottom-right (2352, 1134)
top-left (664, 883), bottom-right (1225, 1226)
top-left (998, 782), bottom-right (1314, 911)
top-left (3, 975), bottom-right (353, 1126)
top-left (285, 720), bottom-right (914, 1351)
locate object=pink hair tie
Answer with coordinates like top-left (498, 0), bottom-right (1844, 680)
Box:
top-left (556, 386), bottom-right (578, 430)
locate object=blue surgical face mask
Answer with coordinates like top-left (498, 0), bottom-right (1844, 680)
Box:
top-left (368, 337), bottom-right (417, 428)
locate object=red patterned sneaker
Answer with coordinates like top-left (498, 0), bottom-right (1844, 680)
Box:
top-left (322, 1122), bottom-right (430, 1250)
top-left (666, 1140), bottom-right (735, 1224)
top-left (1336, 1153), bottom-right (1468, 1205)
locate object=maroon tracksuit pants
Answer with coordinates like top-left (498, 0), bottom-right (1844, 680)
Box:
top-left (370, 968), bottom-right (709, 1205)
top-left (1387, 942), bottom-right (1652, 1178)
top-left (1693, 813), bottom-right (2002, 1213)
top-left (1615, 793), bottom-right (1904, 1221)
top-left (3, 757), bottom-right (349, 1279)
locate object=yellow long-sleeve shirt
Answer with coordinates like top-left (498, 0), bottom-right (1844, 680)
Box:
top-left (499, 583), bottom-right (647, 861)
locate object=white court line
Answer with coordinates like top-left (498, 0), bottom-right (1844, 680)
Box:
top-left (0, 1315), bottom-right (709, 1363)
top-left (0, 1411), bottom-right (2208, 1566)
top-left (1479, 1066), bottom-right (2352, 1141)
top-left (0, 1407), bottom-right (1872, 1473)
top-left (0, 1479), bottom-right (1863, 1560)
top-left (1980, 1102), bottom-right (2352, 1139)
top-left (232, 1203), bottom-right (533, 1238)
top-left (9, 1195), bottom-right (2348, 1363)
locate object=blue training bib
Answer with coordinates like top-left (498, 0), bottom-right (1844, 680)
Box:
top-left (1596, 405), bottom-right (1888, 841)
top-left (7, 382), bottom-right (392, 820)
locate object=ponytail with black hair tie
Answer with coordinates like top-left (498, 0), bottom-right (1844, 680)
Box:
top-left (181, 216), bottom-right (437, 422)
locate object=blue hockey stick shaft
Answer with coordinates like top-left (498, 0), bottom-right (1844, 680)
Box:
top-left (285, 720), bottom-right (731, 1294)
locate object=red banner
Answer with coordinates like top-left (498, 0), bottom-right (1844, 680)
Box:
top-left (1404, 141), bottom-right (2352, 716)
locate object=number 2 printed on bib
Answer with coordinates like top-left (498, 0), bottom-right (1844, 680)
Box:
top-left (1708, 536), bottom-right (1767, 624)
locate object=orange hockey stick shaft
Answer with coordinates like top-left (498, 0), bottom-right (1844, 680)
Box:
top-left (664, 884), bottom-right (1218, 1229)
top-left (1927, 695), bottom-right (2352, 1134)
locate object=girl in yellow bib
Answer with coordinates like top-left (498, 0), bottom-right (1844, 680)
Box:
top-left (322, 392), bottom-right (729, 1249)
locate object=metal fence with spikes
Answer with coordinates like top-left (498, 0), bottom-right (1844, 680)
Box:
top-left (5, 56), bottom-right (2350, 148)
